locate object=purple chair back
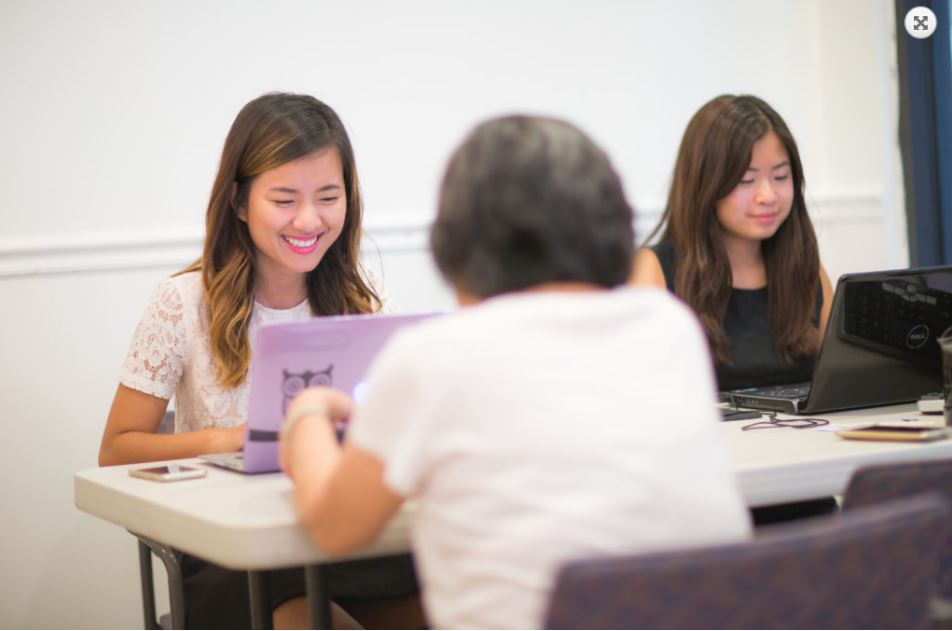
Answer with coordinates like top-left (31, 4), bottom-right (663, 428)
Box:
top-left (544, 495), bottom-right (948, 629)
top-left (842, 458), bottom-right (952, 598)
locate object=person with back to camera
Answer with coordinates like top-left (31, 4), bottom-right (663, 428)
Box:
top-left (277, 115), bottom-right (753, 629)
top-left (631, 94), bottom-right (836, 524)
top-left (98, 93), bottom-right (423, 629)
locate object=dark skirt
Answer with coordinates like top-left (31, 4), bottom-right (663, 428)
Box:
top-left (181, 553), bottom-right (418, 629)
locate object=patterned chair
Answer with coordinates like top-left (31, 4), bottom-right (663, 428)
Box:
top-left (544, 494), bottom-right (948, 629)
top-left (842, 458), bottom-right (952, 626)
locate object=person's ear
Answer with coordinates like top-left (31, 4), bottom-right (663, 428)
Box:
top-left (231, 182), bottom-right (247, 222)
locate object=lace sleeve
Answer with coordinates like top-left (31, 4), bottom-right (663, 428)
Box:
top-left (117, 278), bottom-right (188, 400)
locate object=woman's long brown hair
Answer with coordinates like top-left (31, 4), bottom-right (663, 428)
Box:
top-left (180, 93), bottom-right (380, 388)
top-left (648, 94), bottom-right (819, 364)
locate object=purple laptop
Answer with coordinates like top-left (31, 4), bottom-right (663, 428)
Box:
top-left (201, 312), bottom-right (437, 474)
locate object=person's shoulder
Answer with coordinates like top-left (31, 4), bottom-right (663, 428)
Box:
top-left (632, 240), bottom-right (675, 290)
top-left (620, 283), bottom-right (679, 306)
top-left (617, 285), bottom-right (701, 329)
top-left (154, 269), bottom-right (199, 291)
top-left (365, 313), bottom-right (459, 383)
top-left (140, 270), bottom-right (203, 325)
top-left (157, 270), bottom-right (202, 303)
top-left (648, 239), bottom-right (674, 257)
top-left (376, 307), bottom-right (490, 366)
top-left (388, 309), bottom-right (463, 346)
top-left (631, 248), bottom-right (666, 287)
top-left (645, 239), bottom-right (677, 267)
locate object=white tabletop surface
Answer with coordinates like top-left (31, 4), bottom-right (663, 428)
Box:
top-left (74, 459), bottom-right (412, 570)
top-left (75, 403), bottom-right (952, 570)
top-left (724, 403), bottom-right (952, 507)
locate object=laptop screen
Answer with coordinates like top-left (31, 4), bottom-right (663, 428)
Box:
top-left (841, 273), bottom-right (952, 367)
top-left (806, 265), bottom-right (952, 413)
top-left (241, 311), bottom-right (439, 472)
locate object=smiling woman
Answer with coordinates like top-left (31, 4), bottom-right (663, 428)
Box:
top-left (714, 131), bottom-right (794, 253)
top-left (630, 94), bottom-right (839, 529)
top-left (239, 148), bottom-right (347, 308)
top-left (631, 94), bottom-right (833, 393)
top-left (96, 92), bottom-right (421, 629)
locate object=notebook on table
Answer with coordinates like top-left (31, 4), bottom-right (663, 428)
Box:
top-left (200, 311), bottom-right (437, 474)
top-left (729, 265), bottom-right (952, 415)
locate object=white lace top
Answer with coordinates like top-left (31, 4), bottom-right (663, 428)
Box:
top-left (118, 270), bottom-right (388, 434)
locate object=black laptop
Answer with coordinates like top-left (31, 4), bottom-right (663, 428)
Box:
top-left (729, 265), bottom-right (952, 415)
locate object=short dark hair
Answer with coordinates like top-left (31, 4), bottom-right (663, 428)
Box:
top-left (430, 115), bottom-right (635, 298)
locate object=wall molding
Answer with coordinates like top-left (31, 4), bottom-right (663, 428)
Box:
top-left (805, 189), bottom-right (892, 225)
top-left (0, 217), bottom-right (433, 279)
top-left (0, 191), bottom-right (889, 280)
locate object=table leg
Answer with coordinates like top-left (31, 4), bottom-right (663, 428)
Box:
top-left (137, 539), bottom-right (160, 630)
top-left (248, 571), bottom-right (273, 629)
top-left (305, 565), bottom-right (332, 628)
top-left (133, 533), bottom-right (185, 629)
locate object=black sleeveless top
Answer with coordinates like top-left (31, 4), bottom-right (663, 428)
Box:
top-left (650, 241), bottom-right (821, 391)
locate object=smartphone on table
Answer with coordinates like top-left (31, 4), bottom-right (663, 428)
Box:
top-left (128, 464), bottom-right (207, 482)
top-left (836, 424), bottom-right (949, 442)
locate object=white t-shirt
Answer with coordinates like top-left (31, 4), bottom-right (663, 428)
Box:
top-left (349, 287), bottom-right (752, 629)
top-left (118, 270), bottom-right (387, 433)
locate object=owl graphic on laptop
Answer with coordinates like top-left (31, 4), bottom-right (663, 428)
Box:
top-left (281, 365), bottom-right (333, 414)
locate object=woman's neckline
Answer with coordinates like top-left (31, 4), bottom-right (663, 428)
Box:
top-left (254, 297), bottom-right (310, 313)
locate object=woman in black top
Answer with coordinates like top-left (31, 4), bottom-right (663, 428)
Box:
top-left (632, 94), bottom-right (833, 392)
top-left (632, 95), bottom-right (835, 524)
top-left (649, 240), bottom-right (822, 390)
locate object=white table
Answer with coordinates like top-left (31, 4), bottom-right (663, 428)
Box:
top-left (724, 403), bottom-right (952, 506)
top-left (74, 462), bottom-right (411, 571)
top-left (75, 461), bottom-right (412, 629)
top-left (75, 403), bottom-right (952, 628)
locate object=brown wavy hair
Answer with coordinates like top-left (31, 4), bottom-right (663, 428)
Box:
top-left (647, 94), bottom-right (819, 364)
top-left (180, 93), bottom-right (380, 388)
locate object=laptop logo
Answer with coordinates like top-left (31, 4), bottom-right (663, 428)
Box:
top-left (907, 325), bottom-right (930, 349)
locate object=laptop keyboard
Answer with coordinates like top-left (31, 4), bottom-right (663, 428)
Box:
top-left (745, 383), bottom-right (811, 399)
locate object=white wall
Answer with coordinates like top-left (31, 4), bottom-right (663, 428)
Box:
top-left (0, 0), bottom-right (903, 627)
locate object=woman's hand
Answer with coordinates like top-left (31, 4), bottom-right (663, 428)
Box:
top-left (279, 386), bottom-right (401, 554)
top-left (287, 386), bottom-right (355, 426)
top-left (212, 423), bottom-right (246, 453)
top-left (101, 385), bottom-right (247, 465)
top-left (280, 387), bottom-right (354, 479)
